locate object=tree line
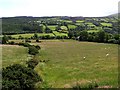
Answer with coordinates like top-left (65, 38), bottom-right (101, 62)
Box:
top-left (68, 30), bottom-right (120, 44)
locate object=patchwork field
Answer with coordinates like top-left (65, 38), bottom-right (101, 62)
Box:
top-left (2, 40), bottom-right (118, 88)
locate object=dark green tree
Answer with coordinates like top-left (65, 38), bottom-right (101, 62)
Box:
top-left (2, 35), bottom-right (8, 44)
top-left (33, 33), bottom-right (38, 39)
top-left (97, 30), bottom-right (105, 42)
top-left (79, 31), bottom-right (88, 41)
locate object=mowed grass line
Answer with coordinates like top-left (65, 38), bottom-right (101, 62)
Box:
top-left (2, 45), bottom-right (28, 67)
top-left (35, 40), bottom-right (118, 88)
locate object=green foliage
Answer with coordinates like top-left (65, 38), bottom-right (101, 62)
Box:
top-left (36, 39), bottom-right (39, 42)
top-left (26, 59), bottom-right (39, 69)
top-left (97, 30), bottom-right (105, 42)
top-left (79, 31), bottom-right (88, 41)
top-left (8, 41), bottom-right (15, 45)
top-left (18, 42), bottom-right (31, 47)
top-left (2, 64), bottom-right (42, 89)
top-left (28, 46), bottom-right (39, 55)
top-left (25, 39), bottom-right (31, 43)
top-left (35, 45), bottom-right (41, 50)
top-left (2, 35), bottom-right (8, 44)
top-left (33, 33), bottom-right (38, 39)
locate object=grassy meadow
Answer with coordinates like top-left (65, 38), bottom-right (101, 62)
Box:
top-left (2, 45), bottom-right (28, 67)
top-left (2, 40), bottom-right (118, 88)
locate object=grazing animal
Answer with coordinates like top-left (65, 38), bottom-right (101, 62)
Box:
top-left (106, 54), bottom-right (109, 57)
top-left (83, 57), bottom-right (86, 60)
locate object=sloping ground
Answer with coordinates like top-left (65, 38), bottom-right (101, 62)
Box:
top-left (2, 45), bottom-right (28, 67)
top-left (35, 40), bottom-right (118, 88)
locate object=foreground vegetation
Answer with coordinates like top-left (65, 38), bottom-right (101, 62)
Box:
top-left (2, 40), bottom-right (118, 88)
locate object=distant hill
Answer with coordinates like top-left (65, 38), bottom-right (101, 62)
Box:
top-left (108, 13), bottom-right (120, 18)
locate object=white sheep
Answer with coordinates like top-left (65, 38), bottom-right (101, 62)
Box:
top-left (106, 54), bottom-right (109, 57)
top-left (83, 57), bottom-right (86, 60)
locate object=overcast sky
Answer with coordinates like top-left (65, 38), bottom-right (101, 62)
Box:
top-left (0, 0), bottom-right (120, 17)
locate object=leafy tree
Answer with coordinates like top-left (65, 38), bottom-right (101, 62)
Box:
top-left (79, 31), bottom-right (88, 41)
top-left (68, 31), bottom-right (73, 39)
top-left (87, 35), bottom-right (94, 42)
top-left (114, 34), bottom-right (120, 40)
top-left (33, 33), bottom-right (38, 39)
top-left (8, 41), bottom-right (15, 45)
top-left (2, 64), bottom-right (42, 89)
top-left (97, 31), bottom-right (105, 42)
top-left (36, 38), bottom-right (39, 42)
top-left (2, 35), bottom-right (8, 44)
top-left (104, 33), bottom-right (112, 43)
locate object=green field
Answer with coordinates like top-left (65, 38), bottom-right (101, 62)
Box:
top-left (11, 33), bottom-right (55, 38)
top-left (63, 20), bottom-right (72, 23)
top-left (87, 30), bottom-right (100, 33)
top-left (10, 32), bottom-right (68, 39)
top-left (85, 22), bottom-right (94, 25)
top-left (75, 23), bottom-right (85, 26)
top-left (76, 20), bottom-right (84, 23)
top-left (60, 26), bottom-right (68, 30)
top-left (2, 40), bottom-right (118, 88)
top-left (100, 23), bottom-right (112, 27)
top-left (47, 25), bottom-right (58, 31)
top-left (2, 45), bottom-right (28, 67)
top-left (68, 25), bottom-right (77, 29)
top-left (53, 31), bottom-right (68, 37)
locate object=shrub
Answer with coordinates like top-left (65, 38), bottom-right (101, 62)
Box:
top-left (2, 35), bottom-right (8, 44)
top-left (18, 42), bottom-right (31, 47)
top-left (2, 64), bottom-right (42, 89)
top-left (8, 41), bottom-right (15, 45)
top-left (25, 39), bottom-right (31, 43)
top-left (26, 59), bottom-right (39, 69)
top-left (36, 39), bottom-right (39, 42)
top-left (108, 39), bottom-right (116, 43)
top-left (35, 45), bottom-right (41, 50)
top-left (28, 46), bottom-right (39, 55)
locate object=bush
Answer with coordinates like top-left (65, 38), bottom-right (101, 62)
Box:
top-left (36, 39), bottom-right (39, 42)
top-left (28, 46), bottom-right (39, 55)
top-left (18, 42), bottom-right (31, 47)
top-left (8, 41), bottom-right (15, 45)
top-left (108, 39), bottom-right (116, 43)
top-left (2, 64), bottom-right (42, 89)
top-left (26, 59), bottom-right (39, 69)
top-left (35, 45), bottom-right (41, 50)
top-left (25, 39), bottom-right (31, 43)
top-left (2, 35), bottom-right (8, 44)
